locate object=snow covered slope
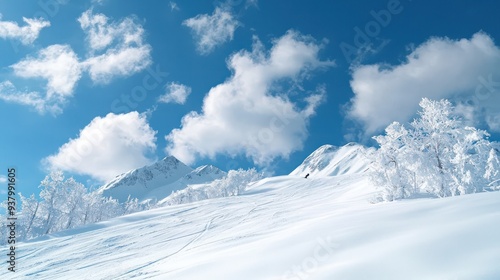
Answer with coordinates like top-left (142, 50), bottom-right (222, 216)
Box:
top-left (290, 143), bottom-right (374, 177)
top-left (10, 172), bottom-right (500, 279)
top-left (99, 156), bottom-right (227, 203)
top-left (144, 165), bottom-right (226, 202)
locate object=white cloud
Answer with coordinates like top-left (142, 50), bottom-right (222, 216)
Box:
top-left (2, 44), bottom-right (81, 114)
top-left (0, 175), bottom-right (6, 183)
top-left (0, 16), bottom-right (50, 44)
top-left (11, 44), bottom-right (82, 98)
top-left (169, 1), bottom-right (180, 11)
top-left (348, 32), bottom-right (500, 134)
top-left (183, 7), bottom-right (239, 55)
top-left (0, 10), bottom-right (152, 114)
top-left (79, 9), bottom-right (152, 84)
top-left (158, 82), bottom-right (192, 104)
top-left (44, 112), bottom-right (157, 182)
top-left (166, 30), bottom-right (333, 165)
top-left (0, 81), bottom-right (63, 115)
top-left (83, 45), bottom-right (151, 84)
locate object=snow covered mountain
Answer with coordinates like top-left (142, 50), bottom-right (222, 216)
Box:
top-left (144, 165), bottom-right (226, 202)
top-left (14, 170), bottom-right (500, 279)
top-left (8, 143), bottom-right (500, 279)
top-left (290, 142), bottom-right (375, 177)
top-left (99, 156), bottom-right (225, 203)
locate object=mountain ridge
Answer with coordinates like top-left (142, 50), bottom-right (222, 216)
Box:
top-left (99, 156), bottom-right (225, 203)
top-left (289, 142), bottom-right (375, 177)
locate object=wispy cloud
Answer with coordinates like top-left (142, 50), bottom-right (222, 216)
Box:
top-left (166, 30), bottom-right (333, 165)
top-left (158, 82), bottom-right (192, 104)
top-left (348, 32), bottom-right (500, 134)
top-left (43, 112), bottom-right (157, 182)
top-left (183, 7), bottom-right (239, 55)
top-left (0, 15), bottom-right (50, 44)
top-left (79, 9), bottom-right (152, 84)
top-left (0, 81), bottom-right (63, 115)
top-left (169, 1), bottom-right (180, 11)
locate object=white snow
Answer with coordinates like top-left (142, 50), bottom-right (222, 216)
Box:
top-left (290, 143), bottom-right (374, 177)
top-left (99, 156), bottom-right (225, 203)
top-left (4, 143), bottom-right (500, 279)
top-left (7, 171), bottom-right (500, 279)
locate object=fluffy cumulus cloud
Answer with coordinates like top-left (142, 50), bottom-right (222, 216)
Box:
top-left (79, 9), bottom-right (152, 84)
top-left (166, 30), bottom-right (333, 165)
top-left (183, 7), bottom-right (239, 55)
top-left (0, 16), bottom-right (50, 44)
top-left (44, 112), bottom-right (157, 182)
top-left (158, 82), bottom-right (192, 104)
top-left (348, 32), bottom-right (500, 134)
top-left (11, 44), bottom-right (82, 97)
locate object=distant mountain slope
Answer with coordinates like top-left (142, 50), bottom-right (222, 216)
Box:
top-left (290, 143), bottom-right (374, 177)
top-left (99, 156), bottom-right (194, 202)
top-left (99, 157), bottom-right (226, 203)
top-left (144, 165), bottom-right (226, 202)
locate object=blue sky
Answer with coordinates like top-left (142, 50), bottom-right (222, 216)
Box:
top-left (1, 0), bottom-right (499, 199)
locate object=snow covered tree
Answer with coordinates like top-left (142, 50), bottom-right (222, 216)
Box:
top-left (372, 98), bottom-right (500, 200)
top-left (18, 193), bottom-right (41, 240)
top-left (38, 171), bottom-right (65, 234)
top-left (18, 171), bottom-right (128, 241)
top-left (163, 168), bottom-right (263, 206)
top-left (485, 148), bottom-right (500, 189)
top-left (124, 196), bottom-right (142, 214)
top-left (372, 122), bottom-right (416, 200)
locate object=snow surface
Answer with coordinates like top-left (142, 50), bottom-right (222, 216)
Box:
top-left (99, 156), bottom-right (225, 203)
top-left (5, 144), bottom-right (500, 279)
top-left (7, 171), bottom-right (500, 279)
top-left (290, 143), bottom-right (375, 177)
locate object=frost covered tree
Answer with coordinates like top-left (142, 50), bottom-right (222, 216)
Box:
top-left (163, 168), bottom-right (263, 206)
top-left (18, 193), bottom-right (41, 240)
top-left (373, 98), bottom-right (500, 200)
top-left (485, 148), bottom-right (500, 189)
top-left (18, 171), bottom-right (126, 241)
top-left (372, 122), bottom-right (416, 200)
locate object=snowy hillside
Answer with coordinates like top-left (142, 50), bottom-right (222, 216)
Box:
top-left (290, 143), bottom-right (374, 177)
top-left (99, 157), bottom-right (225, 203)
top-left (10, 172), bottom-right (500, 279)
top-left (7, 143), bottom-right (500, 279)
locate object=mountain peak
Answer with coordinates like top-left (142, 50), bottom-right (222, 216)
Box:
top-left (290, 143), bottom-right (373, 177)
top-left (99, 156), bottom-right (193, 202)
top-left (98, 157), bottom-right (227, 203)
